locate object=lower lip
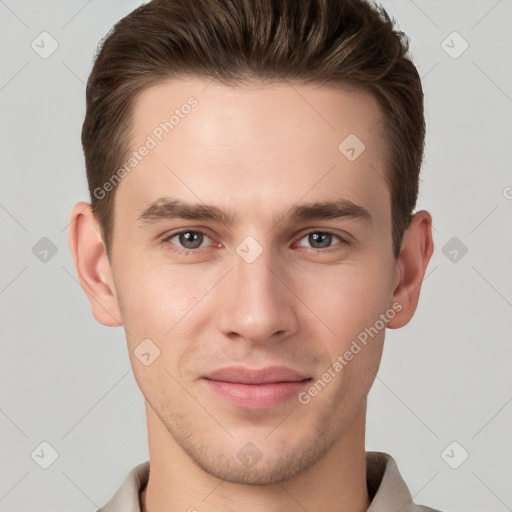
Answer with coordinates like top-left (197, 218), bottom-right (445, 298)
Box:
top-left (202, 378), bottom-right (311, 409)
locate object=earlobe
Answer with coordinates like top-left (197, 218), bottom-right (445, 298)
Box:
top-left (387, 210), bottom-right (434, 330)
top-left (68, 202), bottom-right (123, 327)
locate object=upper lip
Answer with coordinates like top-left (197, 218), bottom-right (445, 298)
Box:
top-left (203, 366), bottom-right (311, 384)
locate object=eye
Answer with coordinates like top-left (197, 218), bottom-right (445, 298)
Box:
top-left (164, 229), bottom-right (214, 252)
top-left (296, 231), bottom-right (345, 250)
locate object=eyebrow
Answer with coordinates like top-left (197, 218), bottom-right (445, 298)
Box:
top-left (136, 196), bottom-right (372, 228)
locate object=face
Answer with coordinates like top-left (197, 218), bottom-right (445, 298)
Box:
top-left (105, 78), bottom-right (401, 484)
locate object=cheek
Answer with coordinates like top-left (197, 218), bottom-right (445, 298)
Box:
top-left (114, 259), bottom-right (222, 386)
top-left (293, 257), bottom-right (393, 398)
top-left (115, 258), bottom-right (216, 337)
top-left (296, 255), bottom-right (393, 341)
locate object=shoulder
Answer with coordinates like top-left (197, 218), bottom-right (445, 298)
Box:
top-left (366, 451), bottom-right (445, 512)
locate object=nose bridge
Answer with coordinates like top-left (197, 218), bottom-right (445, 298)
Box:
top-left (235, 242), bottom-right (279, 300)
top-left (216, 238), bottom-right (298, 342)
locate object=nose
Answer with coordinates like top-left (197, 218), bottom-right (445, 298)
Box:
top-left (215, 243), bottom-right (299, 344)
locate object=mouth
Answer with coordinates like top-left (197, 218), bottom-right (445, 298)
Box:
top-left (202, 366), bottom-right (313, 409)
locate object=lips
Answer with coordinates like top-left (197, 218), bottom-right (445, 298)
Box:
top-left (203, 365), bottom-right (310, 385)
top-left (202, 366), bottom-right (312, 409)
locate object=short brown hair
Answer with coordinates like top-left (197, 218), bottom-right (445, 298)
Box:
top-left (82, 0), bottom-right (425, 260)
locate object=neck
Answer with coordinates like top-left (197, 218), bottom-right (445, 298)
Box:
top-left (141, 401), bottom-right (370, 512)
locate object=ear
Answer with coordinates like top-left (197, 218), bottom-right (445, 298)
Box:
top-left (68, 202), bottom-right (123, 327)
top-left (386, 210), bottom-right (434, 329)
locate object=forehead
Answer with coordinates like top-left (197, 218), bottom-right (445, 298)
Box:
top-left (116, 77), bottom-right (390, 229)
top-left (130, 78), bottom-right (385, 153)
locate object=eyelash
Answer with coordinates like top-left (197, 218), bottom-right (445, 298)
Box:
top-left (160, 229), bottom-right (349, 255)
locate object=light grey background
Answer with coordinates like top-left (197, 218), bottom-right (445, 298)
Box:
top-left (1, 1), bottom-right (511, 511)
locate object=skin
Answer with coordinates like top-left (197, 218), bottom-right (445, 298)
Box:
top-left (69, 78), bottom-right (433, 512)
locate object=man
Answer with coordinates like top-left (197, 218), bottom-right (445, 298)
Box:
top-left (68, 0), bottom-right (439, 510)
